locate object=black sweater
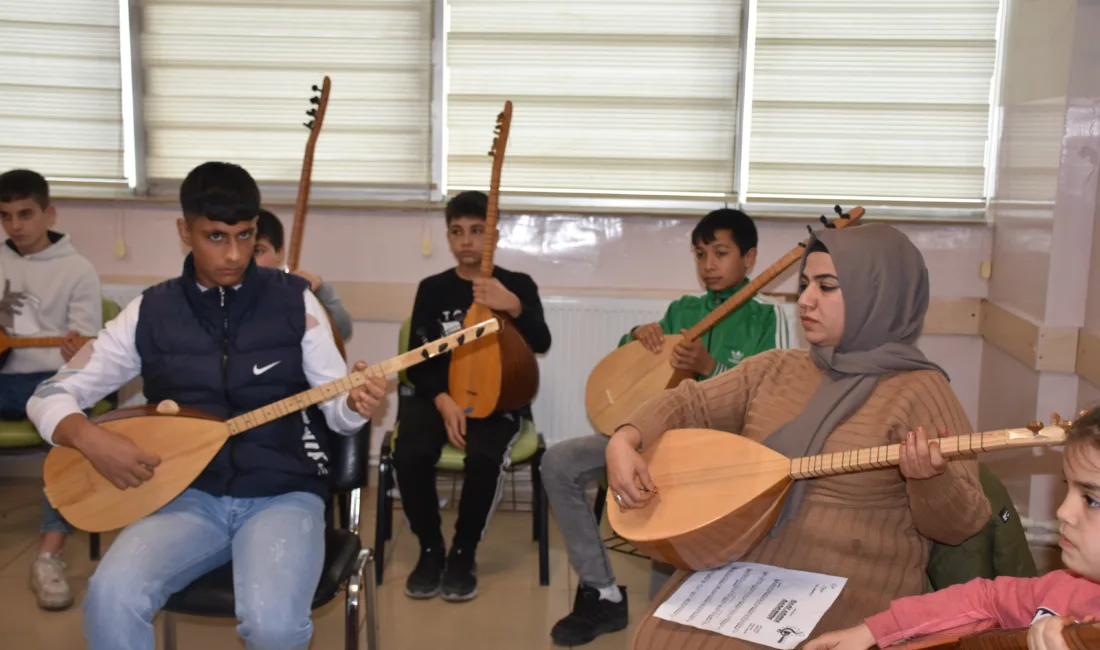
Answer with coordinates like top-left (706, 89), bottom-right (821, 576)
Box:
top-left (406, 267), bottom-right (552, 408)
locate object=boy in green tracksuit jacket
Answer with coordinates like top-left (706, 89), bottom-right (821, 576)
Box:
top-left (542, 208), bottom-right (792, 648)
top-left (620, 208), bottom-right (790, 380)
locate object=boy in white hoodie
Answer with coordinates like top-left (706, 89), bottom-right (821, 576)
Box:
top-left (0, 169), bottom-right (102, 611)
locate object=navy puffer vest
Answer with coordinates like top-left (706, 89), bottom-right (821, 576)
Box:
top-left (135, 255), bottom-right (334, 499)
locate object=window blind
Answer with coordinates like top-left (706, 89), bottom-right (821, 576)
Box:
top-left (0, 0), bottom-right (125, 183)
top-left (746, 0), bottom-right (1001, 204)
top-left (141, 0), bottom-right (433, 189)
top-left (445, 0), bottom-right (743, 198)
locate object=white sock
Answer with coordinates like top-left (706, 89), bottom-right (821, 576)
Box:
top-left (597, 584), bottom-right (623, 603)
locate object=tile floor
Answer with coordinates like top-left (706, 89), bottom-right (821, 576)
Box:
top-left (0, 477), bottom-right (651, 649)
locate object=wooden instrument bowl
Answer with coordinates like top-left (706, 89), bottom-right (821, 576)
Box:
top-left (585, 335), bottom-right (694, 436)
top-left (448, 302), bottom-right (539, 419)
top-left (606, 428), bottom-right (793, 570)
top-left (43, 405), bottom-right (230, 532)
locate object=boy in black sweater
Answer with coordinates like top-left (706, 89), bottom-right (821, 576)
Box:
top-left (396, 191), bottom-right (551, 603)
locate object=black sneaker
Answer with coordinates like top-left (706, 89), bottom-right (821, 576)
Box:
top-left (404, 544), bottom-right (446, 599)
top-left (440, 546), bottom-right (478, 602)
top-left (550, 584), bottom-right (629, 646)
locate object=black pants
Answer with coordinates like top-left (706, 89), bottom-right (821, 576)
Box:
top-left (392, 395), bottom-right (523, 551)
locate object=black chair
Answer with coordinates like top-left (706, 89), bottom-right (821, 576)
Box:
top-left (161, 423), bottom-right (379, 650)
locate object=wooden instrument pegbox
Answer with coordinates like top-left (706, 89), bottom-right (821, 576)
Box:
top-left (799, 205), bottom-right (859, 245)
top-left (489, 108), bottom-right (507, 158)
top-left (1031, 412), bottom-right (1074, 431)
top-left (304, 81), bottom-right (327, 131)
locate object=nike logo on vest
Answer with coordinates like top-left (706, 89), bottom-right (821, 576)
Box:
top-left (253, 361), bottom-right (281, 376)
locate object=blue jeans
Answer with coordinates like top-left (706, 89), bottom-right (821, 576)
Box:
top-left (41, 493), bottom-right (74, 535)
top-left (0, 371), bottom-right (76, 536)
top-left (84, 488), bottom-right (326, 650)
top-left (0, 371), bottom-right (53, 418)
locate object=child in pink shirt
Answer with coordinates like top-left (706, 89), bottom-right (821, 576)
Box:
top-left (807, 406), bottom-right (1100, 650)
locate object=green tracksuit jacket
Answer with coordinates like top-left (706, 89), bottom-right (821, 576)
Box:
top-left (618, 278), bottom-right (793, 380)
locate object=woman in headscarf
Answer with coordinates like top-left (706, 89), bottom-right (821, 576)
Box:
top-left (606, 223), bottom-right (992, 649)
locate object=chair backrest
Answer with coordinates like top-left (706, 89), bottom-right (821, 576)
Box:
top-left (102, 298), bottom-right (121, 324)
top-left (326, 421), bottom-right (371, 494)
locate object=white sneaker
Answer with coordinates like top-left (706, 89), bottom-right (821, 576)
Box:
top-left (30, 552), bottom-right (73, 611)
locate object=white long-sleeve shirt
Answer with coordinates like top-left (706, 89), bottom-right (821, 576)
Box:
top-left (27, 285), bottom-right (367, 445)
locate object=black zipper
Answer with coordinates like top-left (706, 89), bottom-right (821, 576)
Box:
top-left (219, 287), bottom-right (236, 490)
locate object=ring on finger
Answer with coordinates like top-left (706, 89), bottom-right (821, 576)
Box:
top-left (614, 492), bottom-right (624, 505)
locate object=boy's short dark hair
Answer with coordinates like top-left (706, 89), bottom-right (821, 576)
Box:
top-left (179, 162), bottom-right (261, 224)
top-left (0, 169), bottom-right (50, 209)
top-left (691, 208), bottom-right (758, 255)
top-left (445, 191), bottom-right (488, 224)
top-left (256, 209), bottom-right (285, 251)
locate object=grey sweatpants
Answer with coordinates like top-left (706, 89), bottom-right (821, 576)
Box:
top-left (541, 433), bottom-right (677, 597)
top-left (541, 434), bottom-right (617, 589)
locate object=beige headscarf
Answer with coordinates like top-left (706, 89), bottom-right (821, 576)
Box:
top-left (763, 222), bottom-right (947, 531)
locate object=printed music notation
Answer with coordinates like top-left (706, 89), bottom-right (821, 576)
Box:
top-left (653, 562), bottom-right (847, 650)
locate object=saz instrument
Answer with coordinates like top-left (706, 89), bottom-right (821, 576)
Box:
top-left (447, 101), bottom-right (540, 418)
top-left (585, 205), bottom-right (865, 436)
top-left (286, 77), bottom-right (346, 358)
top-left (883, 619), bottom-right (1100, 649)
top-left (43, 319), bottom-right (500, 533)
top-left (608, 415), bottom-right (1070, 571)
top-left (0, 330), bottom-right (91, 357)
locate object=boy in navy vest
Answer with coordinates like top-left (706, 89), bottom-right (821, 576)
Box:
top-left (26, 162), bottom-right (386, 650)
top-left (397, 190), bottom-right (552, 602)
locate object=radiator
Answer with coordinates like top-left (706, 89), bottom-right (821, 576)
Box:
top-left (530, 295), bottom-right (674, 446)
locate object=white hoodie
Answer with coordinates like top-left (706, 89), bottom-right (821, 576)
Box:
top-left (0, 232), bottom-right (101, 374)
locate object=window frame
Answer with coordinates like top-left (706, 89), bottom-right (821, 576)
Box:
top-left (47, 0), bottom-right (1010, 222)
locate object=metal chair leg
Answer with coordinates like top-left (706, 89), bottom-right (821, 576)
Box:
top-left (89, 532), bottom-right (101, 561)
top-left (531, 460), bottom-right (542, 542)
top-left (364, 549), bottom-right (379, 650)
top-left (538, 480), bottom-right (550, 586)
top-left (374, 462), bottom-right (390, 586)
top-left (346, 549), bottom-right (379, 650)
top-left (162, 612), bottom-right (177, 650)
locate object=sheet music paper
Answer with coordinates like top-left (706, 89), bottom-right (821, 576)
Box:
top-left (653, 562), bottom-right (847, 649)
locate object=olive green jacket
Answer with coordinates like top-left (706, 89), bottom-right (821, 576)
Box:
top-left (925, 464), bottom-right (1037, 591)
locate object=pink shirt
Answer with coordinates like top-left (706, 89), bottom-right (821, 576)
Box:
top-left (865, 570), bottom-right (1100, 647)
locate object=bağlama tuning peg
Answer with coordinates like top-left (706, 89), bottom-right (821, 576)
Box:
top-left (306, 108), bottom-right (317, 117)
top-left (304, 120), bottom-right (315, 129)
top-left (834, 205), bottom-right (844, 215)
top-left (820, 214), bottom-right (836, 228)
top-left (310, 97), bottom-right (320, 105)
top-left (312, 85), bottom-right (321, 92)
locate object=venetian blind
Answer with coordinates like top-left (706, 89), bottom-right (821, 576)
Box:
top-left (746, 0), bottom-right (1001, 204)
top-left (446, 0), bottom-right (743, 197)
top-left (141, 0), bottom-right (433, 189)
top-left (0, 0), bottom-right (125, 183)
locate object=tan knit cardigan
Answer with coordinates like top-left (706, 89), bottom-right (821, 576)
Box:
top-left (622, 349), bottom-right (992, 650)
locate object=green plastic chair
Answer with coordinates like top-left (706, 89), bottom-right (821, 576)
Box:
top-left (374, 317), bottom-right (549, 586)
top-left (0, 297), bottom-right (122, 560)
